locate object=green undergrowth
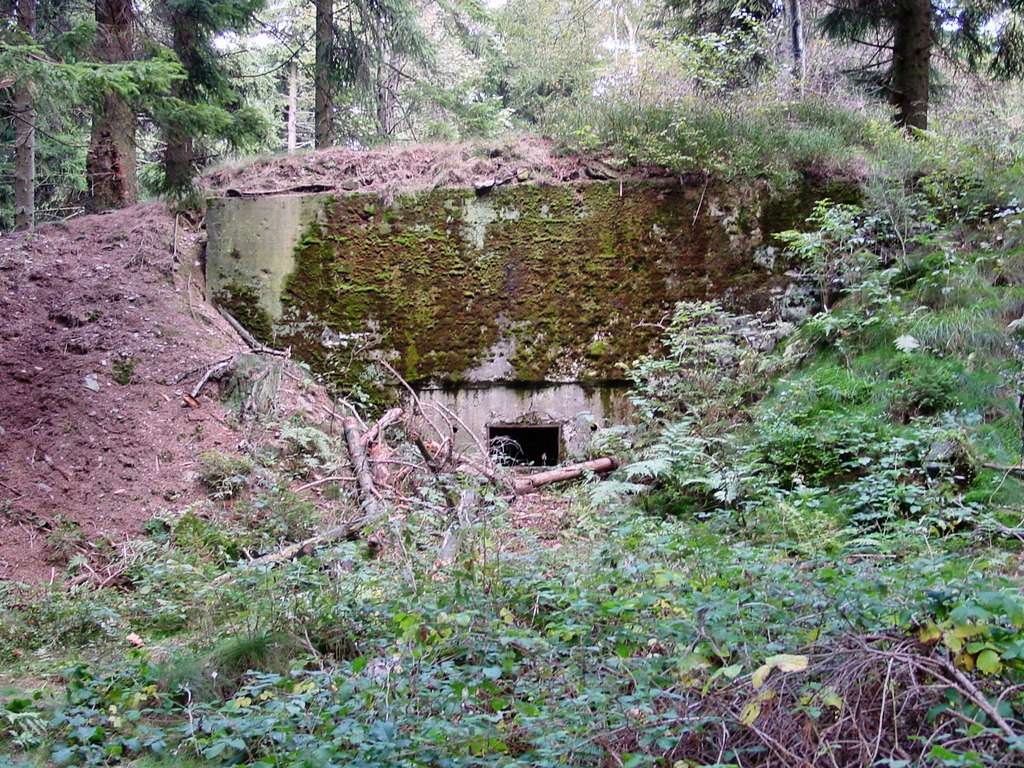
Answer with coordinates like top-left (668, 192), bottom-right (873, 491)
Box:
top-left (553, 96), bottom-right (889, 187)
top-left (4, 149), bottom-right (1024, 767)
top-left (3, 496), bottom-right (1023, 767)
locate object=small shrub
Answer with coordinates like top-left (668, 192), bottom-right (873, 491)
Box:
top-left (45, 515), bottom-right (86, 563)
top-left (112, 356), bottom-right (136, 385)
top-left (171, 510), bottom-right (243, 563)
top-left (235, 488), bottom-right (319, 549)
top-left (157, 631), bottom-right (300, 702)
top-left (776, 199), bottom-right (880, 310)
top-left (197, 450), bottom-right (253, 500)
top-left (886, 354), bottom-right (960, 421)
top-left (279, 422), bottom-right (338, 478)
top-left (755, 409), bottom-right (887, 485)
top-left (627, 300), bottom-right (759, 425)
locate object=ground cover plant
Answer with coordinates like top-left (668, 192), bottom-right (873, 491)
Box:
top-left (3, 136), bottom-right (1024, 767)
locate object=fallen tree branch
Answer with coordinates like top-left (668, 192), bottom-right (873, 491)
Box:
top-left (939, 655), bottom-right (1019, 741)
top-left (190, 356), bottom-right (236, 399)
top-left (344, 417), bottom-right (384, 517)
top-left (208, 516), bottom-right (374, 586)
top-left (982, 462), bottom-right (1024, 478)
top-left (361, 407), bottom-right (404, 447)
top-left (435, 488), bottom-right (480, 568)
top-left (217, 307), bottom-right (289, 357)
top-left (513, 457), bottom-right (618, 495)
top-left (293, 475), bottom-right (356, 492)
top-left (408, 428), bottom-right (461, 508)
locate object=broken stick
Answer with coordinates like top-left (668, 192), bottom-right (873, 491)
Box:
top-left (190, 356), bottom-right (235, 399)
top-left (217, 307), bottom-right (289, 357)
top-left (982, 462), bottom-right (1024, 478)
top-left (208, 517), bottom-right (372, 586)
top-left (361, 407), bottom-right (404, 447)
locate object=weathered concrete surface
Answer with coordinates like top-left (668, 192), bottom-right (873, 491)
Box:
top-left (205, 175), bottom-right (856, 457)
top-left (206, 180), bottom-right (845, 384)
top-left (206, 194), bottom-right (323, 333)
top-left (417, 383), bottom-right (630, 459)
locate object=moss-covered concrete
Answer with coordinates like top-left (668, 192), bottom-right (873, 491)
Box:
top-left (206, 175), bottom-right (849, 390)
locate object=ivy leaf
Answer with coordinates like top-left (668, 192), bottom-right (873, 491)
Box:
top-left (740, 688), bottom-right (776, 725)
top-left (739, 698), bottom-right (762, 726)
top-left (918, 623), bottom-right (941, 644)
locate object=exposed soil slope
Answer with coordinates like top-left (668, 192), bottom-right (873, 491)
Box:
top-left (203, 136), bottom-right (653, 198)
top-left (0, 205), bottom-right (327, 582)
top-left (1, 140), bottom-right (648, 583)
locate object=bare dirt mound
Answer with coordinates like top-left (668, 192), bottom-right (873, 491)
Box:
top-left (0, 205), bottom-right (326, 582)
top-left (203, 135), bottom-right (648, 198)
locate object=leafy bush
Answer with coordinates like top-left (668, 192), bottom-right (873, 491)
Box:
top-left (234, 488), bottom-right (320, 548)
top-left (627, 300), bottom-right (759, 426)
top-left (886, 353), bottom-right (960, 421)
top-left (776, 199), bottom-right (881, 310)
top-left (196, 451), bottom-right (254, 500)
top-left (755, 406), bottom-right (888, 485)
top-left (278, 422), bottom-right (339, 478)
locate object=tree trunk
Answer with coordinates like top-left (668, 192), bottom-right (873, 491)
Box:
top-left (314, 0), bottom-right (333, 148)
top-left (163, 16), bottom-right (199, 193)
top-left (164, 122), bottom-right (197, 194)
top-left (86, 0), bottom-right (138, 212)
top-left (375, 52), bottom-right (400, 140)
top-left (13, 0), bottom-right (35, 231)
top-left (286, 59), bottom-right (298, 153)
top-left (787, 0), bottom-right (805, 96)
top-left (891, 0), bottom-right (931, 131)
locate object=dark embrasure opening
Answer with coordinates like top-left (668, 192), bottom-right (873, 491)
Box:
top-left (488, 424), bottom-right (560, 467)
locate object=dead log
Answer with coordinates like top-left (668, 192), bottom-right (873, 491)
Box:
top-left (208, 520), bottom-right (363, 586)
top-left (513, 457), bottom-right (618, 495)
top-left (368, 440), bottom-right (393, 487)
top-left (207, 418), bottom-right (391, 586)
top-left (343, 417), bottom-right (384, 517)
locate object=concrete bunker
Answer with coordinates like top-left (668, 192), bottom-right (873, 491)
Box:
top-left (205, 173), bottom-right (850, 460)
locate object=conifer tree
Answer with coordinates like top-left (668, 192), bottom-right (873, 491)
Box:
top-left (315, 0), bottom-right (333, 147)
top-left (312, 0), bottom-right (426, 147)
top-left (821, 0), bottom-right (1024, 130)
top-left (86, 0), bottom-right (138, 212)
top-left (12, 0), bottom-right (35, 230)
top-left (156, 0), bottom-right (267, 193)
